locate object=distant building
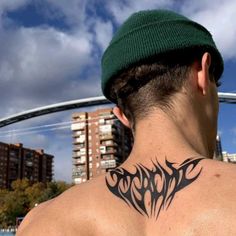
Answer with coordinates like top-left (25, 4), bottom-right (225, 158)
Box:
top-left (214, 135), bottom-right (223, 161)
top-left (0, 142), bottom-right (10, 189)
top-left (71, 108), bottom-right (133, 184)
top-left (0, 142), bottom-right (54, 189)
top-left (222, 152), bottom-right (236, 163)
top-left (38, 149), bottom-right (54, 183)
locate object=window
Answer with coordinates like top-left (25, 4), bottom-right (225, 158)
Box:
top-left (99, 119), bottom-right (105, 124)
top-left (106, 147), bottom-right (114, 152)
top-left (101, 160), bottom-right (116, 169)
top-left (101, 154), bottom-right (113, 160)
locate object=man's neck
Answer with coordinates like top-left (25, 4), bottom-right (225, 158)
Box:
top-left (124, 110), bottom-right (213, 167)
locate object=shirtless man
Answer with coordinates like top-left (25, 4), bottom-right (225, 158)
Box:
top-left (17, 10), bottom-right (236, 236)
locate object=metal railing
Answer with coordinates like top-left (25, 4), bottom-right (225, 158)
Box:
top-left (0, 93), bottom-right (235, 128)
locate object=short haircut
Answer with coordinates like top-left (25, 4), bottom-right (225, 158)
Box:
top-left (109, 49), bottom-right (221, 131)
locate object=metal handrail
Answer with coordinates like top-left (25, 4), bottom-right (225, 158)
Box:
top-left (0, 93), bottom-right (235, 128)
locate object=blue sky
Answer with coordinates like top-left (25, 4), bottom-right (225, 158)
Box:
top-left (0, 0), bottom-right (235, 182)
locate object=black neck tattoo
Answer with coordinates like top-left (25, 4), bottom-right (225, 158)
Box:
top-left (105, 157), bottom-right (203, 220)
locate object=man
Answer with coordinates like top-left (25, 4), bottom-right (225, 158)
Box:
top-left (18, 9), bottom-right (236, 235)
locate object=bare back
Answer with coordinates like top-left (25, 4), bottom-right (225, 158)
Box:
top-left (17, 158), bottom-right (236, 236)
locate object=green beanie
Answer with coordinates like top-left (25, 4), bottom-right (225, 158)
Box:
top-left (101, 9), bottom-right (224, 103)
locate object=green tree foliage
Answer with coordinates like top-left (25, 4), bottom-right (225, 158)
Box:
top-left (0, 179), bottom-right (72, 228)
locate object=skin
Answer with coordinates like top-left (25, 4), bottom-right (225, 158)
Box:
top-left (17, 53), bottom-right (236, 235)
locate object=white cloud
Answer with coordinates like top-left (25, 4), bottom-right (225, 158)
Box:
top-left (0, 0), bottom-right (29, 13)
top-left (0, 21), bottom-right (96, 117)
top-left (0, 0), bottom-right (113, 120)
top-left (94, 19), bottom-right (113, 52)
top-left (107, 0), bottom-right (174, 24)
top-left (180, 0), bottom-right (236, 60)
top-left (42, 0), bottom-right (87, 27)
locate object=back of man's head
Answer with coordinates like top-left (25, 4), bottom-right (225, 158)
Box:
top-left (101, 10), bottom-right (224, 130)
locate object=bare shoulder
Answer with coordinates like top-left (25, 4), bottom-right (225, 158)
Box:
top-left (198, 159), bottom-right (236, 205)
top-left (203, 158), bottom-right (236, 179)
top-left (16, 199), bottom-right (53, 235)
top-left (17, 175), bottom-right (107, 236)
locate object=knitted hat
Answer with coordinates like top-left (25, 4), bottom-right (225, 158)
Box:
top-left (101, 9), bottom-right (224, 103)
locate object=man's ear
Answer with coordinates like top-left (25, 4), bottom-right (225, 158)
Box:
top-left (197, 52), bottom-right (212, 95)
top-left (113, 106), bottom-right (131, 128)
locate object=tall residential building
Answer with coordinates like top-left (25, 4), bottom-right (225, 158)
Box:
top-left (0, 142), bottom-right (54, 189)
top-left (214, 135), bottom-right (223, 161)
top-left (71, 108), bottom-right (133, 184)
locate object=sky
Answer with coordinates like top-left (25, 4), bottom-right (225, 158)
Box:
top-left (0, 0), bottom-right (235, 182)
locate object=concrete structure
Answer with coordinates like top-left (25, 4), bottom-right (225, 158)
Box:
top-left (0, 142), bottom-right (54, 189)
top-left (222, 152), bottom-right (236, 163)
top-left (0, 96), bottom-right (110, 128)
top-left (71, 108), bottom-right (133, 184)
top-left (214, 135), bottom-right (223, 161)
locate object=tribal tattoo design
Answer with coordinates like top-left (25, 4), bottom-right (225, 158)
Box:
top-left (106, 158), bottom-right (203, 220)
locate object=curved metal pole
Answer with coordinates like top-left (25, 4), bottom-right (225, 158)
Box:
top-left (0, 96), bottom-right (111, 128)
top-left (0, 93), bottom-right (235, 128)
top-left (218, 92), bottom-right (236, 103)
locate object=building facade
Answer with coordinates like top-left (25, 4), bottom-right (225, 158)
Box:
top-left (0, 142), bottom-right (54, 189)
top-left (222, 152), bottom-right (236, 163)
top-left (0, 142), bottom-right (10, 189)
top-left (214, 135), bottom-right (223, 161)
top-left (71, 108), bottom-right (133, 184)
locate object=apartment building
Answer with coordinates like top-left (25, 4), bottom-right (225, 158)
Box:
top-left (8, 143), bottom-right (22, 188)
top-left (38, 150), bottom-right (54, 183)
top-left (222, 152), bottom-right (236, 163)
top-left (71, 108), bottom-right (133, 184)
top-left (0, 142), bottom-right (10, 189)
top-left (0, 142), bottom-right (54, 189)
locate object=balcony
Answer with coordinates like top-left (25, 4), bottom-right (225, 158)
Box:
top-left (72, 170), bottom-right (86, 178)
top-left (101, 154), bottom-right (115, 160)
top-left (100, 146), bottom-right (117, 155)
top-left (72, 153), bottom-right (80, 158)
top-left (106, 147), bottom-right (117, 155)
top-left (73, 145), bottom-right (86, 151)
top-left (71, 122), bottom-right (86, 131)
top-left (9, 157), bottom-right (19, 163)
top-left (73, 139), bottom-right (85, 145)
top-left (73, 159), bottom-right (86, 165)
top-left (101, 159), bottom-right (116, 169)
top-left (25, 161), bottom-right (33, 167)
top-left (74, 135), bottom-right (86, 144)
top-left (101, 140), bottom-right (118, 147)
top-left (99, 118), bottom-right (105, 124)
top-left (73, 133), bottom-right (84, 138)
top-left (100, 134), bottom-right (113, 140)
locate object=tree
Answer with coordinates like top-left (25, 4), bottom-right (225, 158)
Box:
top-left (38, 181), bottom-right (72, 203)
top-left (25, 182), bottom-right (45, 208)
top-left (0, 179), bottom-right (72, 227)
